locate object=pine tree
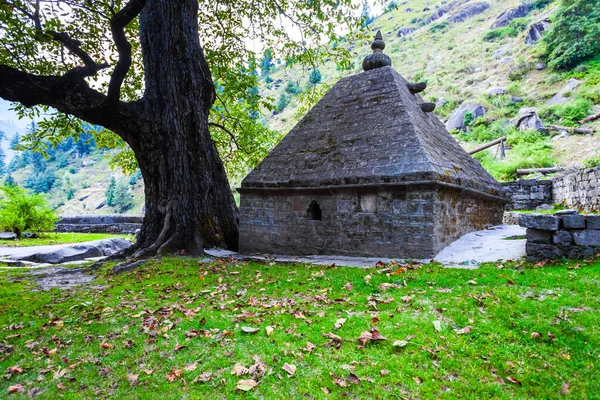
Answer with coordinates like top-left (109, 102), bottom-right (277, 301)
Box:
top-left (4, 174), bottom-right (15, 187)
top-left (309, 69), bottom-right (322, 85)
top-left (105, 177), bottom-right (116, 207)
top-left (9, 133), bottom-right (20, 150)
top-left (0, 145), bottom-right (5, 176)
top-left (113, 180), bottom-right (134, 213)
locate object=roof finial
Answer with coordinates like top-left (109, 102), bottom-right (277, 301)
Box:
top-left (362, 30), bottom-right (392, 72)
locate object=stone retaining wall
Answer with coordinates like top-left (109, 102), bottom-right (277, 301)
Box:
top-left (55, 215), bottom-right (142, 234)
top-left (519, 211), bottom-right (600, 260)
top-left (504, 167), bottom-right (600, 212)
top-left (552, 167), bottom-right (600, 213)
top-left (502, 179), bottom-right (553, 210)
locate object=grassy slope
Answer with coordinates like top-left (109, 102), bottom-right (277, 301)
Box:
top-left (11, 152), bottom-right (145, 216)
top-left (1, 257), bottom-right (598, 398)
top-left (264, 0), bottom-right (600, 180)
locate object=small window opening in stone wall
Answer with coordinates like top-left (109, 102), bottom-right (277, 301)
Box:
top-left (307, 200), bottom-right (322, 221)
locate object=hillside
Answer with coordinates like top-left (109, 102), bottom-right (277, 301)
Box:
top-left (263, 0), bottom-right (600, 180)
top-left (1, 0), bottom-right (599, 215)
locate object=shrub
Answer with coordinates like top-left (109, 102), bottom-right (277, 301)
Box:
top-left (284, 81), bottom-right (301, 95)
top-left (582, 156), bottom-right (600, 169)
top-left (539, 99), bottom-right (594, 126)
top-left (0, 185), bottom-right (58, 237)
top-left (113, 180), bottom-right (134, 213)
top-left (309, 69), bottom-right (322, 85)
top-left (276, 93), bottom-right (290, 112)
top-left (106, 177), bottom-right (116, 206)
top-left (544, 0), bottom-right (600, 70)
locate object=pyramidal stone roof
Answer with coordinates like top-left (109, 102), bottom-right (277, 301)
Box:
top-left (242, 45), bottom-right (504, 198)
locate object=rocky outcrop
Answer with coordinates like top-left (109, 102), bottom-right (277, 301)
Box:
top-left (515, 108), bottom-right (545, 132)
top-left (545, 79), bottom-right (582, 106)
top-left (491, 3), bottom-right (531, 29)
top-left (487, 87), bottom-right (507, 97)
top-left (397, 27), bottom-right (416, 37)
top-left (10, 238), bottom-right (132, 264)
top-left (445, 103), bottom-right (486, 131)
top-left (525, 19), bottom-right (551, 44)
top-left (448, 2), bottom-right (490, 23)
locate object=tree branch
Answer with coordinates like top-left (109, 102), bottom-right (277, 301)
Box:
top-left (4, 0), bottom-right (108, 77)
top-left (0, 65), bottom-right (137, 140)
top-left (107, 0), bottom-right (147, 102)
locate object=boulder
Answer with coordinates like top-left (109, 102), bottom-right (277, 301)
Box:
top-left (0, 232), bottom-right (17, 240)
top-left (445, 103), bottom-right (486, 131)
top-left (535, 62), bottom-right (546, 70)
top-left (545, 79), bottom-right (582, 106)
top-left (95, 200), bottom-right (106, 210)
top-left (11, 238), bottom-right (132, 264)
top-left (487, 87), bottom-right (507, 97)
top-left (525, 19), bottom-right (551, 45)
top-left (515, 108), bottom-right (545, 132)
top-left (491, 3), bottom-right (531, 29)
top-left (397, 27), bottom-right (416, 37)
top-left (22, 232), bottom-right (37, 239)
top-left (448, 2), bottom-right (490, 23)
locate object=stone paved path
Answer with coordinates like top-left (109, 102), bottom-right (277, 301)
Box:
top-left (205, 224), bottom-right (527, 269)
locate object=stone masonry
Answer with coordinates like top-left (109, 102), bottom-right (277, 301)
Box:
top-left (55, 215), bottom-right (142, 234)
top-left (239, 33), bottom-right (507, 259)
top-left (504, 167), bottom-right (600, 213)
top-left (502, 179), bottom-right (552, 210)
top-left (552, 167), bottom-right (600, 213)
top-left (520, 210), bottom-right (600, 260)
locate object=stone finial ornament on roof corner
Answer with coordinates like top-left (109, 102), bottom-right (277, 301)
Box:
top-left (238, 39), bottom-right (508, 259)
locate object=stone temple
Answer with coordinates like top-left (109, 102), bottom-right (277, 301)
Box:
top-left (238, 32), bottom-right (508, 259)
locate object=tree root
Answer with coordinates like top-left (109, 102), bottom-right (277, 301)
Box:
top-left (133, 199), bottom-right (176, 259)
top-left (112, 259), bottom-right (149, 274)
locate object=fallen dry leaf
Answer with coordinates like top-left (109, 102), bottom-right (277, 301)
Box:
top-left (531, 332), bottom-right (541, 339)
top-left (433, 320), bottom-right (442, 332)
top-left (231, 363), bottom-right (249, 376)
top-left (241, 326), bottom-right (259, 333)
top-left (127, 373), bottom-right (139, 386)
top-left (282, 363), bottom-right (296, 376)
top-left (392, 340), bottom-right (409, 348)
top-left (454, 326), bottom-right (473, 335)
top-left (100, 342), bottom-right (113, 349)
top-left (194, 372), bottom-right (212, 383)
top-left (357, 328), bottom-right (386, 345)
top-left (166, 369), bottom-right (182, 382)
top-left (7, 366), bottom-right (23, 374)
top-left (347, 373), bottom-right (361, 385)
top-left (236, 379), bottom-right (258, 391)
top-left (184, 361), bottom-right (198, 372)
top-left (506, 376), bottom-right (522, 386)
top-left (334, 318), bottom-right (347, 330)
top-left (561, 382), bottom-right (570, 395)
top-left (265, 326), bottom-right (274, 336)
top-left (305, 342), bottom-right (316, 353)
top-left (380, 370), bottom-right (390, 376)
top-left (414, 376), bottom-right (423, 384)
top-left (8, 384), bottom-right (24, 394)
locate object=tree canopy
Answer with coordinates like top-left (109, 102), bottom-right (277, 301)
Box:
top-left (1, 0), bottom-right (363, 179)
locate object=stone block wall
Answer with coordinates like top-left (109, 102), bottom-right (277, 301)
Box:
top-left (504, 167), bottom-right (600, 212)
top-left (502, 179), bottom-right (553, 210)
top-left (552, 167), bottom-right (600, 213)
top-left (520, 211), bottom-right (600, 260)
top-left (239, 185), bottom-right (505, 259)
top-left (55, 215), bottom-right (142, 234)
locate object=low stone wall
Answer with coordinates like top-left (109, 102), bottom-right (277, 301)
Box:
top-left (55, 215), bottom-right (142, 234)
top-left (504, 167), bottom-right (600, 212)
top-left (502, 179), bottom-right (553, 210)
top-left (520, 210), bottom-right (600, 260)
top-left (552, 167), bottom-right (600, 213)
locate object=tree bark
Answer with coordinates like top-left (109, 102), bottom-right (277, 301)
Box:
top-left (127, 0), bottom-right (239, 256)
top-left (0, 0), bottom-right (240, 257)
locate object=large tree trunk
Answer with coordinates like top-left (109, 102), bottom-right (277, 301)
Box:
top-left (128, 0), bottom-right (239, 256)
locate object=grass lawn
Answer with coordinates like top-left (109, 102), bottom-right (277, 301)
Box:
top-left (0, 233), bottom-right (132, 248)
top-left (1, 257), bottom-right (599, 399)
